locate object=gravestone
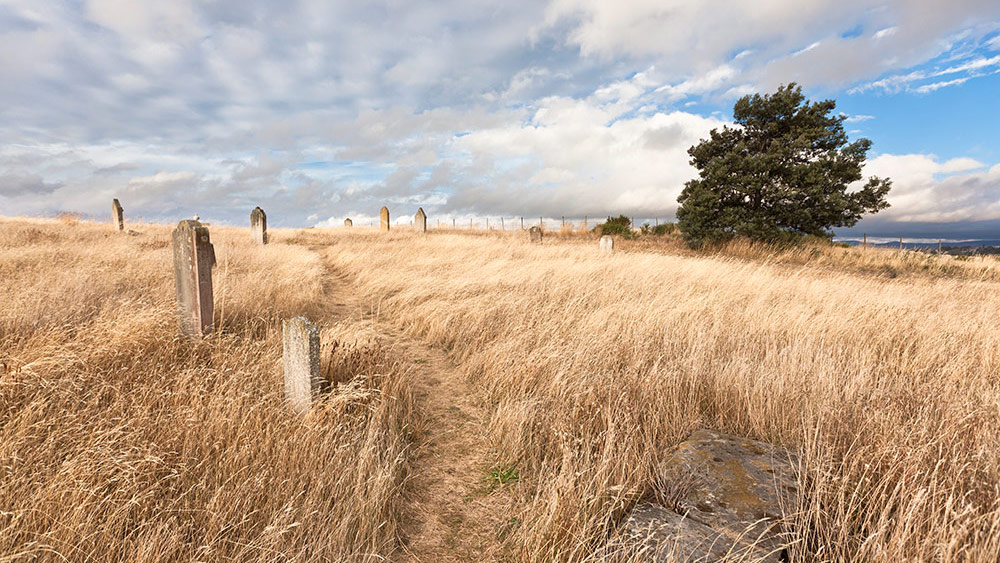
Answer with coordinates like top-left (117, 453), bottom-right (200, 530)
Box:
top-left (112, 199), bottom-right (124, 231)
top-left (414, 207), bottom-right (427, 233)
top-left (250, 207), bottom-right (267, 245)
top-left (600, 235), bottom-right (614, 253)
top-left (380, 207), bottom-right (390, 231)
top-left (283, 317), bottom-right (324, 414)
top-left (344, 218), bottom-right (353, 227)
top-left (172, 220), bottom-right (216, 338)
top-left (529, 225), bottom-right (542, 243)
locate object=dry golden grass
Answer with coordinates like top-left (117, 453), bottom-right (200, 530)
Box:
top-left (3, 218), bottom-right (1000, 562)
top-left (0, 218), bottom-right (414, 561)
top-left (310, 227), bottom-right (1000, 561)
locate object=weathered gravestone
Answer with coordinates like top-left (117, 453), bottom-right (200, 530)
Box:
top-left (344, 218), bottom-right (353, 227)
top-left (283, 317), bottom-right (325, 414)
top-left (600, 235), bottom-right (614, 253)
top-left (380, 206), bottom-right (390, 232)
top-left (615, 429), bottom-right (799, 562)
top-left (112, 199), bottom-right (124, 231)
top-left (172, 220), bottom-right (216, 338)
top-left (250, 207), bottom-right (267, 245)
top-left (529, 225), bottom-right (543, 243)
top-left (414, 207), bottom-right (427, 233)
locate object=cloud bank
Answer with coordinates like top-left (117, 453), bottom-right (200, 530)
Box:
top-left (1, 0), bottom-right (998, 233)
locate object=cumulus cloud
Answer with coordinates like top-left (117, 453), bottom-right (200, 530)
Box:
top-left (0, 0), bottom-right (998, 232)
top-left (862, 154), bottom-right (1000, 222)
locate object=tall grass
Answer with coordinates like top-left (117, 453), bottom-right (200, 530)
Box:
top-left (4, 218), bottom-right (999, 561)
top-left (0, 219), bottom-right (414, 561)
top-left (315, 228), bottom-right (1000, 561)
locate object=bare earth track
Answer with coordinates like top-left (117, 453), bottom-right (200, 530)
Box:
top-left (317, 250), bottom-right (507, 562)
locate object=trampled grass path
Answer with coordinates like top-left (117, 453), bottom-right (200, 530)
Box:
top-left (317, 251), bottom-right (507, 562)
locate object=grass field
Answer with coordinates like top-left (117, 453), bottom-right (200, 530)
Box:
top-left (2, 217), bottom-right (999, 561)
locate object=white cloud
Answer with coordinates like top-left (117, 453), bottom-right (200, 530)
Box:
top-left (1, 0), bottom-right (999, 229)
top-left (862, 154), bottom-right (1000, 222)
top-left (914, 77), bottom-right (970, 93)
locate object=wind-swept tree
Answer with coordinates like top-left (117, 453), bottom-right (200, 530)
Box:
top-left (676, 83), bottom-right (891, 245)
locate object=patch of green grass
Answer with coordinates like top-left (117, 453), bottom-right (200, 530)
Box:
top-left (487, 465), bottom-right (519, 491)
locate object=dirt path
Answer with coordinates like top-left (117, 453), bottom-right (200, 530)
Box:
top-left (316, 252), bottom-right (508, 562)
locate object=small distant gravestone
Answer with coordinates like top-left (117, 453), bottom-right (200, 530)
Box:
top-left (380, 207), bottom-right (390, 232)
top-left (414, 207), bottom-right (427, 233)
top-left (529, 225), bottom-right (543, 243)
top-left (344, 218), bottom-right (353, 227)
top-left (283, 317), bottom-right (325, 414)
top-left (600, 235), bottom-right (614, 253)
top-left (172, 220), bottom-right (216, 338)
top-left (250, 207), bottom-right (267, 245)
top-left (112, 199), bottom-right (124, 231)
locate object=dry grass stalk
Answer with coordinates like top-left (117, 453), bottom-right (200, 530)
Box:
top-left (0, 219), bottom-right (414, 562)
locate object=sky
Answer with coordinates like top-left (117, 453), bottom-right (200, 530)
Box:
top-left (1, 0), bottom-right (999, 238)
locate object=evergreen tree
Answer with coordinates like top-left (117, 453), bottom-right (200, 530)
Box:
top-left (676, 84), bottom-right (891, 245)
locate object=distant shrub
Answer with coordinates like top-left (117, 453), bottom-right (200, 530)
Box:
top-left (596, 215), bottom-right (635, 239)
top-left (650, 223), bottom-right (676, 236)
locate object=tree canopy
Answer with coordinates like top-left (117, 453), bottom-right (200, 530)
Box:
top-left (676, 83), bottom-right (891, 245)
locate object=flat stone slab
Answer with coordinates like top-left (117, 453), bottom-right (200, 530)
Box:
top-left (618, 429), bottom-right (799, 562)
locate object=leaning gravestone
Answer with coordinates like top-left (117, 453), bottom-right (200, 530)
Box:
top-left (112, 199), bottom-right (124, 231)
top-left (283, 317), bottom-right (325, 414)
top-left (414, 207), bottom-right (427, 233)
top-left (380, 207), bottom-right (390, 232)
top-left (600, 235), bottom-right (614, 253)
top-left (250, 206), bottom-right (267, 245)
top-left (172, 220), bottom-right (216, 338)
top-left (344, 218), bottom-right (353, 227)
top-left (529, 225), bottom-right (542, 243)
top-left (614, 429), bottom-right (799, 562)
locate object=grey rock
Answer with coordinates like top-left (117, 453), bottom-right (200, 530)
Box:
top-left (529, 225), bottom-right (543, 242)
top-left (619, 429), bottom-right (799, 562)
top-left (600, 235), bottom-right (614, 253)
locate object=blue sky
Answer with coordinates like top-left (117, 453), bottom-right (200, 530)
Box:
top-left (1, 1), bottom-right (999, 237)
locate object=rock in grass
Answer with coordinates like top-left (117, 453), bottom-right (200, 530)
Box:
top-left (620, 429), bottom-right (799, 562)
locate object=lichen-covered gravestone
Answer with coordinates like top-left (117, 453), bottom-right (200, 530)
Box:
top-left (172, 220), bottom-right (216, 338)
top-left (529, 225), bottom-right (543, 243)
top-left (380, 206), bottom-right (390, 232)
top-left (344, 218), bottom-right (353, 227)
top-left (616, 429), bottom-right (800, 562)
top-left (600, 235), bottom-right (614, 253)
top-left (414, 207), bottom-right (427, 233)
top-left (112, 199), bottom-right (124, 231)
top-left (250, 207), bottom-right (267, 245)
top-left (282, 317), bottom-right (326, 414)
